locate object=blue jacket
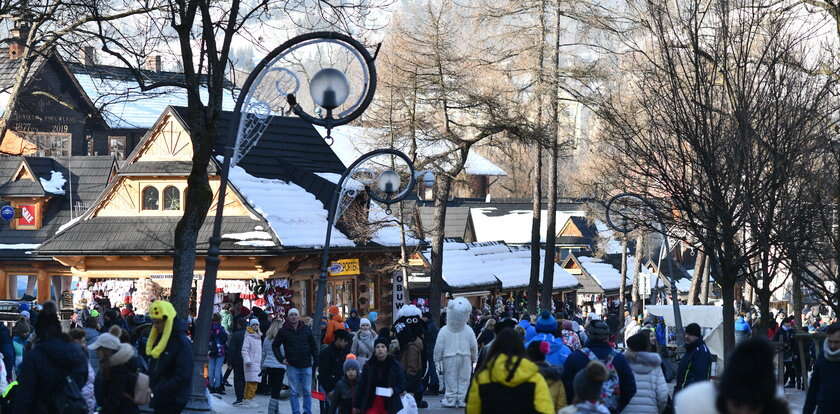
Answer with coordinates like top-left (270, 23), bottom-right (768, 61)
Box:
top-left (675, 338), bottom-right (712, 391)
top-left (734, 317), bottom-right (751, 333)
top-left (562, 341), bottom-right (636, 412)
top-left (149, 317), bottom-right (193, 410)
top-left (655, 323), bottom-right (666, 346)
top-left (14, 337), bottom-right (88, 414)
top-left (518, 320), bottom-right (537, 342)
top-left (526, 333), bottom-right (571, 367)
top-left (804, 353), bottom-right (840, 414)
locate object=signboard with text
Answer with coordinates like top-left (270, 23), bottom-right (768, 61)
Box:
top-left (328, 259), bottom-right (361, 276)
top-left (17, 205), bottom-right (36, 227)
top-left (392, 271), bottom-right (409, 317)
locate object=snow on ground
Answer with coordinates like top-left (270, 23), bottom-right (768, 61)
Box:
top-left (577, 255), bottom-right (635, 290)
top-left (39, 171), bottom-right (66, 195)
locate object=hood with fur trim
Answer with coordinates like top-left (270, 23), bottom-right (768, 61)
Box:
top-left (625, 351), bottom-right (662, 374)
top-left (108, 343), bottom-right (136, 367)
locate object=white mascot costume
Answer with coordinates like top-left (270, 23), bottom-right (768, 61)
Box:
top-left (433, 297), bottom-right (477, 408)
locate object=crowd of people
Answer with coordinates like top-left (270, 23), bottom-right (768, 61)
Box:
top-left (0, 292), bottom-right (837, 414)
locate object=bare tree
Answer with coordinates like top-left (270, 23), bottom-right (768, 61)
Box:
top-left (576, 0), bottom-right (837, 359)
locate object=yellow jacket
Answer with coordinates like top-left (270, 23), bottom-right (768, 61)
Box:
top-left (466, 354), bottom-right (555, 414)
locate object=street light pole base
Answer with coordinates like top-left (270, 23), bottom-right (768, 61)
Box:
top-left (182, 355), bottom-right (214, 413)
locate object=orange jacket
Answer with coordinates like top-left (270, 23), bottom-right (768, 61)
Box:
top-left (324, 314), bottom-right (346, 344)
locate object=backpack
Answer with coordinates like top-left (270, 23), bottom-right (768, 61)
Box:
top-left (133, 372), bottom-right (151, 405)
top-left (51, 375), bottom-right (88, 414)
top-left (581, 347), bottom-right (621, 412)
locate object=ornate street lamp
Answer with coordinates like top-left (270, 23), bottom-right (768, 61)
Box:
top-left (312, 149), bottom-right (416, 349)
top-left (186, 31), bottom-right (377, 412)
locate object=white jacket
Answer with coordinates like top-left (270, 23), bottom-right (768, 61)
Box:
top-left (621, 351), bottom-right (669, 414)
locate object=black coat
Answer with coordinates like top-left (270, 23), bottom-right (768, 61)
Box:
top-left (274, 322), bottom-right (317, 369)
top-left (354, 356), bottom-right (405, 414)
top-left (675, 338), bottom-right (712, 392)
top-left (318, 344), bottom-right (349, 392)
top-left (329, 377), bottom-right (357, 414)
top-left (13, 337), bottom-right (88, 414)
top-left (95, 363), bottom-right (139, 414)
top-left (804, 353), bottom-right (840, 414)
top-left (149, 318), bottom-right (193, 410)
top-left (423, 320), bottom-right (439, 360)
top-left (228, 328), bottom-right (246, 364)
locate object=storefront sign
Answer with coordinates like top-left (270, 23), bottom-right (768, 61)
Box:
top-left (328, 259), bottom-right (360, 276)
top-left (392, 271), bottom-right (409, 317)
top-left (17, 205), bottom-right (35, 226)
top-left (0, 206), bottom-right (14, 221)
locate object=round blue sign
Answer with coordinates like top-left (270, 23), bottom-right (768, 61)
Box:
top-left (0, 205), bottom-right (14, 221)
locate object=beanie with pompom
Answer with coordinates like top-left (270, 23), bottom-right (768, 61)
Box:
top-left (574, 360), bottom-right (609, 402)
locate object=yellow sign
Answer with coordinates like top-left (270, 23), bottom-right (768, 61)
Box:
top-left (328, 259), bottom-right (361, 276)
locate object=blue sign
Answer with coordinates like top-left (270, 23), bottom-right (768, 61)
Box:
top-left (0, 206), bottom-right (14, 221)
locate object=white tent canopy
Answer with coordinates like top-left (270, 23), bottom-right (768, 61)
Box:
top-left (646, 305), bottom-right (725, 372)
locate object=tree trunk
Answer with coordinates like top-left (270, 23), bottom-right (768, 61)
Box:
top-left (540, 3), bottom-right (561, 311)
top-left (700, 255), bottom-right (711, 304)
top-left (714, 253), bottom-right (737, 364)
top-left (687, 250), bottom-right (705, 305)
top-left (171, 114), bottom-right (214, 317)
top-left (755, 288), bottom-right (773, 339)
top-left (527, 0), bottom-right (548, 316)
top-left (527, 148), bottom-right (542, 314)
top-left (429, 176), bottom-right (453, 324)
top-left (630, 234), bottom-right (644, 315)
top-left (791, 268), bottom-right (803, 322)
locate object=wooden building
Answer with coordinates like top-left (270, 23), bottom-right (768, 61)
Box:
top-left (39, 106), bottom-right (412, 318)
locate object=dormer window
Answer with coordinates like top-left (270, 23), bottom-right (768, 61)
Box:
top-left (142, 186), bottom-right (159, 210)
top-left (163, 186), bottom-right (180, 210)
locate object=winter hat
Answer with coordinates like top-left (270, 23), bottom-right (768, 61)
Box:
top-left (88, 333), bottom-right (121, 351)
top-left (90, 309), bottom-right (100, 318)
top-left (328, 306), bottom-right (340, 316)
top-left (536, 311), bottom-right (557, 334)
top-left (685, 323), bottom-right (702, 338)
top-left (343, 358), bottom-right (361, 373)
top-left (368, 311), bottom-right (378, 321)
top-left (346, 353), bottom-right (357, 360)
top-left (526, 340), bottom-right (547, 362)
top-left (587, 320), bottom-right (611, 342)
top-left (574, 360), bottom-right (609, 402)
top-left (562, 320), bottom-right (573, 331)
top-left (19, 311), bottom-right (29, 320)
top-left (360, 318), bottom-right (371, 328)
top-left (287, 308), bottom-right (300, 316)
top-left (539, 341), bottom-right (550, 355)
top-left (374, 336), bottom-right (390, 348)
top-left (249, 319), bottom-right (260, 327)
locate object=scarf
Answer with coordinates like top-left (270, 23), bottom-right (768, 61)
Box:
top-left (824, 340), bottom-right (840, 362)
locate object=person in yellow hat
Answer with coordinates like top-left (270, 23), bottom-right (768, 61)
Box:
top-left (146, 300), bottom-right (193, 414)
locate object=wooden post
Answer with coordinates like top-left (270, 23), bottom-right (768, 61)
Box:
top-left (0, 269), bottom-right (6, 300)
top-left (36, 269), bottom-right (49, 303)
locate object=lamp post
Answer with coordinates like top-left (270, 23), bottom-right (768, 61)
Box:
top-left (185, 31), bottom-right (377, 412)
top-left (311, 149), bottom-right (415, 348)
top-left (606, 192), bottom-right (685, 347)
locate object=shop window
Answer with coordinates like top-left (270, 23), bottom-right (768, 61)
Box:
top-left (142, 186), bottom-right (159, 210)
top-left (163, 186), bottom-right (181, 210)
top-left (108, 136), bottom-right (127, 159)
top-left (12, 275), bottom-right (37, 300)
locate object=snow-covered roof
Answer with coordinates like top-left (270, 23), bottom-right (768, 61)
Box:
top-left (421, 241), bottom-right (579, 289)
top-left (577, 255), bottom-right (635, 291)
top-left (74, 74), bottom-right (236, 129)
top-left (322, 125), bottom-right (507, 177)
top-left (227, 165), bottom-right (415, 249)
top-left (0, 244), bottom-right (40, 249)
top-left (470, 208), bottom-right (587, 243)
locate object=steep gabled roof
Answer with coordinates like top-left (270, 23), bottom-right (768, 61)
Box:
top-left (0, 157), bottom-right (46, 197)
top-left (0, 156), bottom-right (114, 258)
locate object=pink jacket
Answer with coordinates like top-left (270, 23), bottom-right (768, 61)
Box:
top-left (242, 328), bottom-right (263, 382)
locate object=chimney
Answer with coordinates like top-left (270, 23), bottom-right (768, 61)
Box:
top-left (144, 55), bottom-right (161, 72)
top-left (8, 20), bottom-right (29, 60)
top-left (81, 46), bottom-right (96, 66)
